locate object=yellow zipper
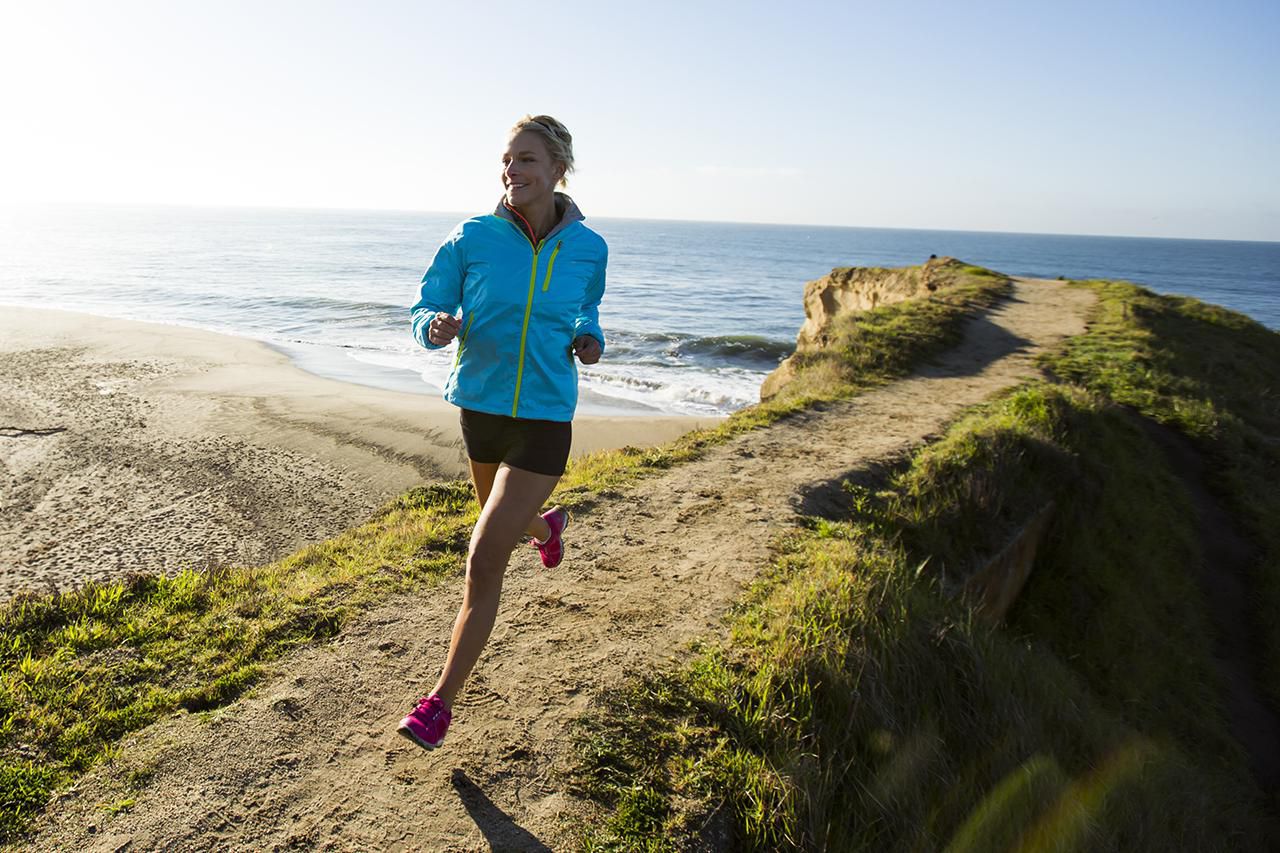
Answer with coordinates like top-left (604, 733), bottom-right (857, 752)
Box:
top-left (453, 314), bottom-right (473, 367)
top-left (541, 241), bottom-right (563, 292)
top-left (511, 239), bottom-right (544, 416)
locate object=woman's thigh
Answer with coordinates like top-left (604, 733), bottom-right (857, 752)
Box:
top-left (468, 460), bottom-right (501, 508)
top-left (469, 463), bottom-right (560, 565)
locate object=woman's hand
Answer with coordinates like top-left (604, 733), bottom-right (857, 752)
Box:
top-left (428, 312), bottom-right (462, 346)
top-left (572, 335), bottom-right (602, 365)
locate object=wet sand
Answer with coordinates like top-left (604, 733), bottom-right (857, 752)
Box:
top-left (0, 307), bottom-right (715, 600)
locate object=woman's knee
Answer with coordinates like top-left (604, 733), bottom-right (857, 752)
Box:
top-left (465, 533), bottom-right (513, 588)
top-left (463, 558), bottom-right (504, 599)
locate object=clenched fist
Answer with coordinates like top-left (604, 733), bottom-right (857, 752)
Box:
top-left (572, 335), bottom-right (602, 365)
top-left (428, 312), bottom-right (461, 346)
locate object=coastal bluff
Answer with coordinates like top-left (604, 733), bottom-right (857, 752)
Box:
top-left (760, 257), bottom-right (1053, 624)
top-left (14, 272), bottom-right (1107, 849)
top-left (761, 256), bottom-right (964, 400)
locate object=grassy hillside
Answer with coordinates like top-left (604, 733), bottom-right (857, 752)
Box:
top-left (0, 262), bottom-right (1009, 842)
top-left (571, 280), bottom-right (1280, 850)
top-left (1042, 281), bottom-right (1280, 707)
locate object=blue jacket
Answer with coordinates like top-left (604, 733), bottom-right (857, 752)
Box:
top-left (411, 194), bottom-right (607, 422)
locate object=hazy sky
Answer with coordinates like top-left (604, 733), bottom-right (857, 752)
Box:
top-left (2, 1), bottom-right (1277, 240)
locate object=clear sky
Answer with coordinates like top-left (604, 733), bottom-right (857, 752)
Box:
top-left (1, 1), bottom-right (1277, 240)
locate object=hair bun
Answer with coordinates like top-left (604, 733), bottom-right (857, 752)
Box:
top-left (510, 115), bottom-right (575, 188)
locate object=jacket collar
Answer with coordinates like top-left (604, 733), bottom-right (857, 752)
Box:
top-left (494, 192), bottom-right (584, 244)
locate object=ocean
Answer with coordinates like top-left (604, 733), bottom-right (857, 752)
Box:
top-left (2, 204), bottom-right (1277, 417)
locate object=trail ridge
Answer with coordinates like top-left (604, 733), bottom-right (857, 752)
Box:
top-left (31, 279), bottom-right (1094, 851)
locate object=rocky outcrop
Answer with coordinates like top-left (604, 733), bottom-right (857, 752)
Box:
top-left (962, 502), bottom-right (1056, 624)
top-left (761, 256), bottom-right (962, 400)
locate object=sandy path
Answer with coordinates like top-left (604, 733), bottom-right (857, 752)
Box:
top-left (27, 280), bottom-right (1094, 851)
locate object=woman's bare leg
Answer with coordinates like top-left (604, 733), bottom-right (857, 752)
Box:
top-left (468, 459), bottom-right (552, 542)
top-left (432, 463), bottom-right (560, 707)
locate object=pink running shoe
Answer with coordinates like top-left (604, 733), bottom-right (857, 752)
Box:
top-left (397, 694), bottom-right (451, 750)
top-left (533, 506), bottom-right (570, 569)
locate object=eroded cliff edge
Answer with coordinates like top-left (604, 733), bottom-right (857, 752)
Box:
top-left (762, 256), bottom-right (974, 399)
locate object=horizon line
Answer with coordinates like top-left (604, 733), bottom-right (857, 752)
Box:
top-left (3, 199), bottom-right (1276, 246)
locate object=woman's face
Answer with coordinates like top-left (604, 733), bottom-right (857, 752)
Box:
top-left (502, 130), bottom-right (563, 208)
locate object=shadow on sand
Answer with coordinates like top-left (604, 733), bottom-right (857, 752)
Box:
top-left (791, 310), bottom-right (1033, 520)
top-left (452, 768), bottom-right (553, 852)
top-left (914, 312), bottom-right (1032, 381)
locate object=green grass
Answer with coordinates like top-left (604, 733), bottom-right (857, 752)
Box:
top-left (879, 385), bottom-right (1240, 768)
top-left (0, 481), bottom-right (476, 841)
top-left (1042, 280), bottom-right (1280, 705)
top-left (571, 281), bottom-right (1280, 850)
top-left (100, 797), bottom-right (135, 815)
top-left (0, 259), bottom-right (1010, 842)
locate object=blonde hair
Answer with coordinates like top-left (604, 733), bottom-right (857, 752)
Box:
top-left (509, 114), bottom-right (574, 188)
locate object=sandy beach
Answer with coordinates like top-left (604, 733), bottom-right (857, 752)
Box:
top-left (0, 307), bottom-right (715, 601)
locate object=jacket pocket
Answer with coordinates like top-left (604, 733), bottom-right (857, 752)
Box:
top-left (453, 314), bottom-right (475, 367)
top-left (540, 241), bottom-right (563, 292)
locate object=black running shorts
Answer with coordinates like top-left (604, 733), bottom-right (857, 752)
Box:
top-left (459, 408), bottom-right (573, 477)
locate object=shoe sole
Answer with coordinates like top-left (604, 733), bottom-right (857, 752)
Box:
top-left (548, 509), bottom-right (570, 568)
top-left (397, 722), bottom-right (443, 751)
top-left (537, 509), bottom-right (570, 569)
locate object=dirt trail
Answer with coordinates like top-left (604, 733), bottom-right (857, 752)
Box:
top-left (29, 279), bottom-right (1094, 852)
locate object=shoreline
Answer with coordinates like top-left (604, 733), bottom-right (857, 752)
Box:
top-left (1, 300), bottom-right (713, 418)
top-left (0, 306), bottom-right (718, 601)
top-left (262, 336), bottom-right (682, 417)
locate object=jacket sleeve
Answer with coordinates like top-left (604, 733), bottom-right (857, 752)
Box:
top-left (573, 245), bottom-right (607, 352)
top-left (410, 228), bottom-right (465, 350)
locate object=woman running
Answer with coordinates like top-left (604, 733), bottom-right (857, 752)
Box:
top-left (397, 115), bottom-right (607, 751)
